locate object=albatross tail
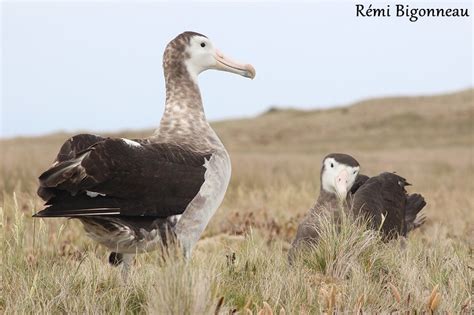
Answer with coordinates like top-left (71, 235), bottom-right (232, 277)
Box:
top-left (405, 193), bottom-right (427, 233)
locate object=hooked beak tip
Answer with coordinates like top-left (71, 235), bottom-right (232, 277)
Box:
top-left (214, 49), bottom-right (256, 79)
top-left (245, 64), bottom-right (256, 79)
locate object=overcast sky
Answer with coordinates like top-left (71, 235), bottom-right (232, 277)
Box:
top-left (1, 1), bottom-right (472, 138)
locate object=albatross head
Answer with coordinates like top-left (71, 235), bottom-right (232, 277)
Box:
top-left (320, 153), bottom-right (360, 200)
top-left (163, 31), bottom-right (256, 81)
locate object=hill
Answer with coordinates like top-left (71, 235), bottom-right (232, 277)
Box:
top-left (214, 88), bottom-right (473, 152)
top-left (4, 88), bottom-right (472, 152)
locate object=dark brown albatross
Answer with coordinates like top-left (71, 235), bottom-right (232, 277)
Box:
top-left (33, 31), bottom-right (256, 277)
top-left (289, 153), bottom-right (426, 260)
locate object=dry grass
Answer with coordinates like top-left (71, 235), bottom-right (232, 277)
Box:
top-left (1, 89), bottom-right (473, 313)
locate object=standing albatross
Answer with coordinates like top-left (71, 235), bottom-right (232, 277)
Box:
top-left (33, 31), bottom-right (255, 274)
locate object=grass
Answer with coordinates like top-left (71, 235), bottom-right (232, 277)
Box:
top-left (1, 88), bottom-right (473, 313)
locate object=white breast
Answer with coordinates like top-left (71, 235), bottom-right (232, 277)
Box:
top-left (174, 150), bottom-right (231, 258)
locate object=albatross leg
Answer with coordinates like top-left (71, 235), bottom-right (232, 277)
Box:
top-left (121, 253), bottom-right (135, 281)
top-left (180, 241), bottom-right (193, 262)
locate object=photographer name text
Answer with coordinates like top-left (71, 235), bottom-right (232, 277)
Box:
top-left (356, 4), bottom-right (470, 22)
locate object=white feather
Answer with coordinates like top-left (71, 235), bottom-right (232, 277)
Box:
top-left (86, 191), bottom-right (106, 198)
top-left (122, 138), bottom-right (141, 148)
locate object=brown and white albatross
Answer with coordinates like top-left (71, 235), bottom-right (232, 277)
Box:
top-left (289, 153), bottom-right (361, 260)
top-left (289, 153), bottom-right (426, 260)
top-left (33, 31), bottom-right (255, 275)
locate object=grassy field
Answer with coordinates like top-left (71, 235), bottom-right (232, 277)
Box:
top-left (1, 88), bottom-right (473, 313)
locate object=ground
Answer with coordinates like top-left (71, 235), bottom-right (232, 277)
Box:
top-left (1, 89), bottom-right (472, 313)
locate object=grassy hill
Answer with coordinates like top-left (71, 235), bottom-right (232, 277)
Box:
top-left (3, 88), bottom-right (472, 151)
top-left (215, 88), bottom-right (473, 152)
top-left (1, 88), bottom-right (472, 313)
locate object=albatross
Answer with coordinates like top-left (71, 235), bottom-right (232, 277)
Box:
top-left (33, 31), bottom-right (255, 275)
top-left (289, 153), bottom-right (426, 259)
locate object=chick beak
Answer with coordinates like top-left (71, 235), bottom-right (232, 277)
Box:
top-left (335, 169), bottom-right (349, 199)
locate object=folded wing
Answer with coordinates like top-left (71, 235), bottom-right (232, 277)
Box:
top-left (351, 172), bottom-right (426, 238)
top-left (35, 134), bottom-right (211, 218)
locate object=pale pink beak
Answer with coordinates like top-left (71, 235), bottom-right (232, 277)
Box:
top-left (335, 169), bottom-right (349, 199)
top-left (214, 49), bottom-right (256, 79)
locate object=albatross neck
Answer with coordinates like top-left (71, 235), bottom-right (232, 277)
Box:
top-left (154, 64), bottom-right (221, 151)
top-left (163, 71), bottom-right (206, 121)
top-left (315, 189), bottom-right (343, 212)
top-left (161, 66), bottom-right (207, 120)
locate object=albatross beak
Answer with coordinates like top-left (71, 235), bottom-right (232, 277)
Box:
top-left (214, 49), bottom-right (256, 79)
top-left (335, 169), bottom-right (349, 200)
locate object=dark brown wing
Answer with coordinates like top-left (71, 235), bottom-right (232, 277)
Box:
top-left (351, 172), bottom-right (408, 238)
top-left (55, 134), bottom-right (106, 162)
top-left (37, 134), bottom-right (106, 200)
top-left (34, 135), bottom-right (210, 218)
top-left (348, 174), bottom-right (370, 202)
top-left (350, 174), bottom-right (370, 194)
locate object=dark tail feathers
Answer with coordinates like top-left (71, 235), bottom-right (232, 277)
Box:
top-left (405, 193), bottom-right (427, 233)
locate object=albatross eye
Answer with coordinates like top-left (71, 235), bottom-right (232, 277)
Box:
top-left (330, 163), bottom-right (334, 168)
top-left (200, 42), bottom-right (206, 48)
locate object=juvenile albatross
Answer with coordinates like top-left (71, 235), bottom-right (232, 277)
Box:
top-left (289, 153), bottom-right (426, 261)
top-left (33, 31), bottom-right (256, 275)
top-left (288, 153), bottom-right (360, 261)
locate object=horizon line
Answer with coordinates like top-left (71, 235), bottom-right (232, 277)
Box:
top-left (1, 86), bottom-right (472, 140)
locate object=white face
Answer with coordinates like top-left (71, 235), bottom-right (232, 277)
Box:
top-left (184, 35), bottom-right (256, 80)
top-left (185, 36), bottom-right (217, 75)
top-left (321, 157), bottom-right (360, 199)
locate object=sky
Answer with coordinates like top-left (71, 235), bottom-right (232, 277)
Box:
top-left (1, 1), bottom-right (472, 138)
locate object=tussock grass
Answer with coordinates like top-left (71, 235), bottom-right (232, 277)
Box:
top-left (1, 195), bottom-right (471, 313)
top-left (295, 211), bottom-right (382, 280)
top-left (1, 89), bottom-right (473, 313)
